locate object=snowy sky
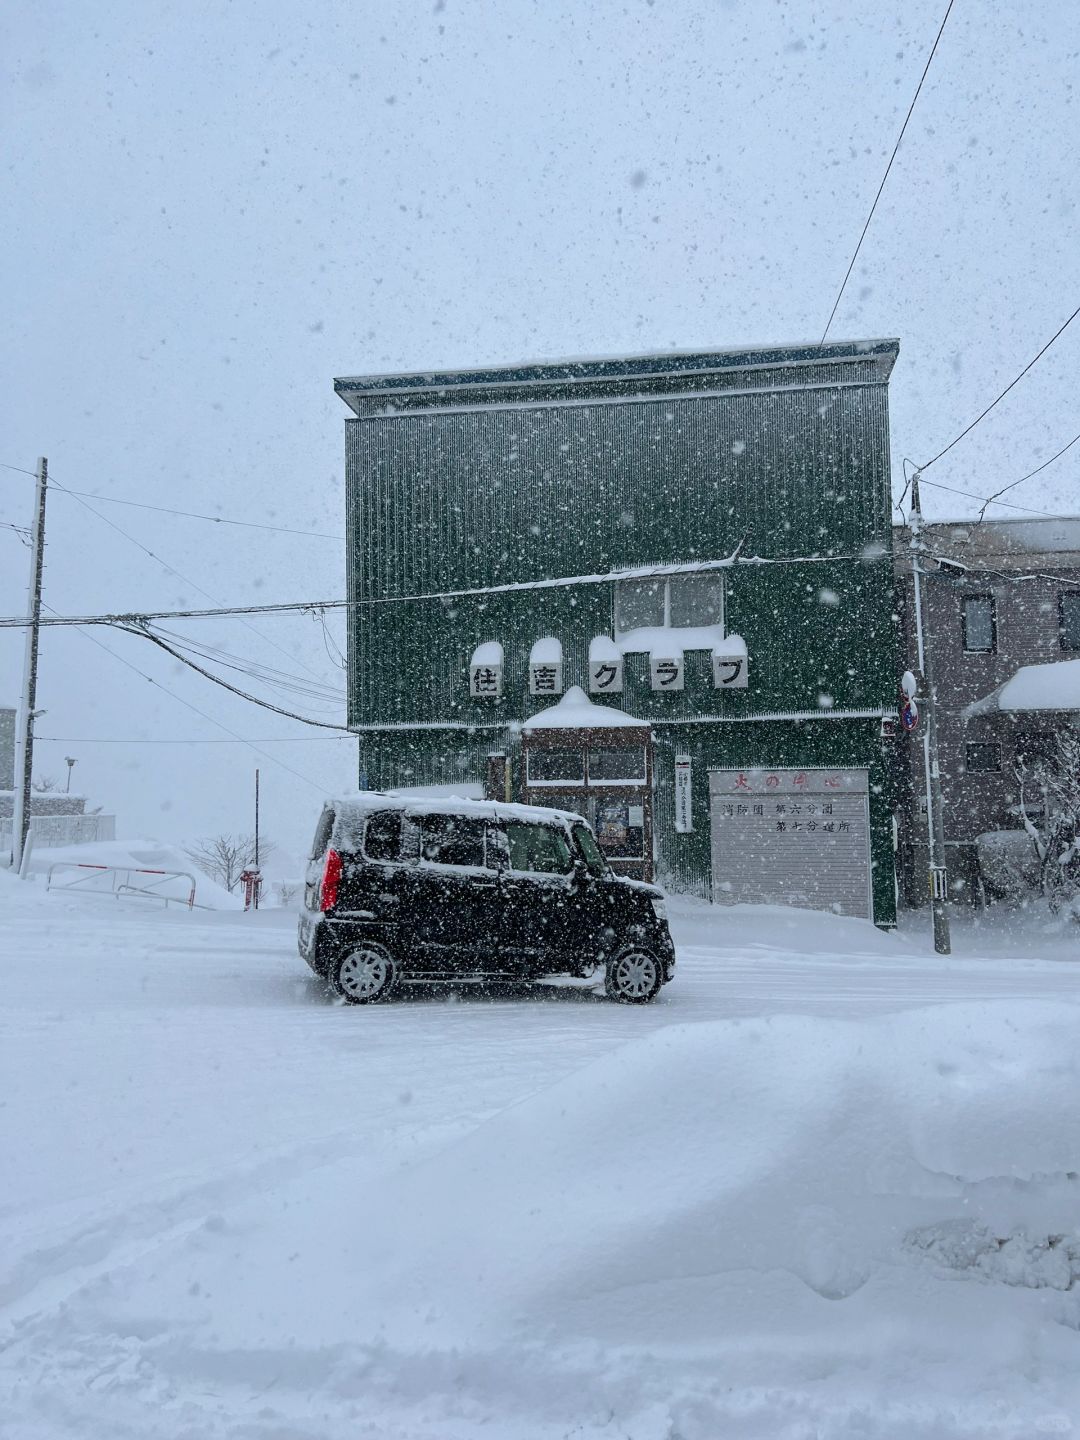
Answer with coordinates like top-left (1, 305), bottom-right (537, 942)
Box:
top-left (2, 0), bottom-right (1078, 862)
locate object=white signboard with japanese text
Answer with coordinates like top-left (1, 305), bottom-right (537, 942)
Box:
top-left (650, 654), bottom-right (684, 692)
top-left (588, 656), bottom-right (624, 695)
top-left (709, 767), bottom-right (871, 918)
top-left (674, 754), bottom-right (693, 833)
top-left (712, 652), bottom-right (749, 689)
top-left (529, 660), bottom-right (564, 697)
top-left (470, 662), bottom-right (503, 699)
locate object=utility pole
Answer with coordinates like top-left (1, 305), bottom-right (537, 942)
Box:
top-left (909, 470), bottom-right (951, 954)
top-left (11, 457), bottom-right (48, 874)
top-left (253, 767), bottom-right (261, 910)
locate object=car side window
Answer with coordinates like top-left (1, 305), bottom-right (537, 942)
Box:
top-left (506, 821), bottom-right (574, 875)
top-left (310, 807), bottom-right (334, 860)
top-left (572, 824), bottom-right (606, 877)
top-left (363, 810), bottom-right (403, 862)
top-left (420, 814), bottom-right (488, 868)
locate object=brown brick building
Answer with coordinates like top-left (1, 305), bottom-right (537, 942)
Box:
top-left (892, 517), bottom-right (1080, 906)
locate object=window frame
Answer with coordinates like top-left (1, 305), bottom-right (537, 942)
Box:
top-left (586, 746), bottom-right (648, 785)
top-left (1060, 591), bottom-right (1080, 652)
top-left (525, 747), bottom-right (586, 787)
top-left (961, 593), bottom-right (997, 655)
top-left (504, 820), bottom-right (576, 877)
top-left (615, 572), bottom-right (725, 635)
top-left (417, 812), bottom-right (493, 871)
top-left (964, 741), bottom-right (1001, 773)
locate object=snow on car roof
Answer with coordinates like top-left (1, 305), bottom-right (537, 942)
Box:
top-left (325, 791), bottom-right (586, 830)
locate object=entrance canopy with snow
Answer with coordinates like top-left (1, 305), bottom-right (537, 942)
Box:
top-left (964, 658), bottom-right (1080, 717)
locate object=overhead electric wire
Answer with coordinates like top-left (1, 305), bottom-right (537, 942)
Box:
top-left (148, 624), bottom-right (346, 708)
top-left (820, 0), bottom-right (954, 344)
top-left (975, 427), bottom-right (1080, 523)
top-left (118, 621), bottom-right (350, 731)
top-left (50, 478), bottom-right (338, 687)
top-left (41, 606), bottom-right (332, 793)
top-left (39, 734), bottom-right (356, 745)
top-left (920, 300), bottom-right (1080, 469)
top-left (3, 459), bottom-right (343, 540)
top-left (916, 477), bottom-right (1075, 520)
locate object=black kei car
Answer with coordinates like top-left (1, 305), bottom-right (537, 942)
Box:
top-left (298, 796), bottom-right (675, 1004)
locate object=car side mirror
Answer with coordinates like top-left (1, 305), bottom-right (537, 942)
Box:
top-left (571, 858), bottom-right (593, 886)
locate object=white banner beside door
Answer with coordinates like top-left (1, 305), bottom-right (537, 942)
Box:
top-left (674, 754), bottom-right (693, 833)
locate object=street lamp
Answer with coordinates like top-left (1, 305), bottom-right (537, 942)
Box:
top-left (64, 756), bottom-right (77, 794)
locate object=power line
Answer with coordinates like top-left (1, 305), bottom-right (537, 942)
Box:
top-left (920, 300), bottom-right (1080, 469)
top-left (119, 621), bottom-right (350, 731)
top-left (38, 734), bottom-right (355, 745)
top-left (975, 427), bottom-right (1080, 522)
top-left (50, 478), bottom-right (337, 687)
top-left (41, 607), bottom-right (333, 793)
top-left (3, 460), bottom-right (343, 540)
top-left (820, 0), bottom-right (954, 344)
top-left (916, 476), bottom-right (1077, 520)
top-left (0, 548), bottom-right (881, 631)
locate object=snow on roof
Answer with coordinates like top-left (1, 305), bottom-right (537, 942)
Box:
top-left (522, 685), bottom-right (646, 730)
top-left (588, 635), bottom-right (622, 663)
top-left (965, 658), bottom-right (1080, 717)
top-left (615, 625), bottom-right (747, 658)
top-left (325, 791), bottom-right (587, 833)
top-left (470, 640), bottom-right (503, 667)
top-left (529, 636), bottom-right (563, 664)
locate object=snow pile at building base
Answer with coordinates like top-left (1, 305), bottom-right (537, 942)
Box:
top-left (14, 999), bottom-right (1079, 1436)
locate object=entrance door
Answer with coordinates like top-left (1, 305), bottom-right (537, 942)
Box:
top-left (709, 768), bottom-right (872, 919)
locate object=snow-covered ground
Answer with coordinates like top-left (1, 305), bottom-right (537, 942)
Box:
top-left (3, 872), bottom-right (1080, 1439)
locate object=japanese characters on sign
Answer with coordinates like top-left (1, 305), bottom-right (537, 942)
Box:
top-left (650, 653), bottom-right (684, 692)
top-left (588, 656), bottom-right (624, 695)
top-left (712, 651), bottom-right (748, 689)
top-left (674, 754), bottom-right (693, 833)
top-left (529, 660), bottom-right (564, 696)
top-left (712, 768), bottom-right (866, 796)
top-left (470, 661), bottom-right (503, 699)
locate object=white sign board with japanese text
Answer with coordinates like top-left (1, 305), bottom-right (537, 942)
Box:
top-left (712, 652), bottom-right (748, 689)
top-left (470, 663), bottom-right (503, 699)
top-left (674, 754), bottom-right (693, 833)
top-left (709, 767), bottom-right (871, 918)
top-left (529, 661), bottom-right (564, 697)
top-left (588, 657), bottom-right (624, 695)
top-left (650, 654), bottom-right (684, 692)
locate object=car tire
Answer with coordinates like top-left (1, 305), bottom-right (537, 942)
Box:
top-left (604, 948), bottom-right (663, 1004)
top-left (329, 943), bottom-right (398, 1004)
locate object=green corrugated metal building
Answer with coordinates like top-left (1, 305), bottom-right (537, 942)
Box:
top-left (336, 340), bottom-right (901, 926)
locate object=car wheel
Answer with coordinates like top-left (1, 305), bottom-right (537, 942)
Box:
top-left (330, 944), bottom-right (397, 1004)
top-left (604, 948), bottom-right (662, 1004)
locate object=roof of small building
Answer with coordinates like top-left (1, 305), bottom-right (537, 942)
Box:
top-left (965, 658), bottom-right (1080, 717)
top-left (522, 685), bottom-right (646, 731)
top-left (335, 338), bottom-right (899, 414)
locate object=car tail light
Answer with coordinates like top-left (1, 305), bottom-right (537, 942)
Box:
top-left (320, 848), bottom-right (343, 912)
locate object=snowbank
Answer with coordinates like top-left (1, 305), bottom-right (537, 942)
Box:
top-left (46, 1000), bottom-right (1080, 1434)
top-left (23, 838), bottom-right (242, 909)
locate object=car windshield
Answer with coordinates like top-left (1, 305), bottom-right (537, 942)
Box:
top-left (572, 823), bottom-right (607, 876)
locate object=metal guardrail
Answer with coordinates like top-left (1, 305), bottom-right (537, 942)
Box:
top-left (46, 862), bottom-right (197, 909)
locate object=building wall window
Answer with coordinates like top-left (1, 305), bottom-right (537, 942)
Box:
top-left (962, 594), bottom-right (996, 654)
top-left (965, 741), bottom-right (1000, 772)
top-left (1014, 731), bottom-right (1054, 768)
top-left (1061, 591), bottom-right (1080, 651)
top-left (616, 573), bottom-right (724, 632)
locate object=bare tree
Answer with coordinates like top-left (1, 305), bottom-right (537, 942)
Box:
top-left (276, 880), bottom-right (298, 907)
top-left (32, 775), bottom-right (60, 793)
top-left (184, 833), bottom-right (276, 893)
top-left (1015, 728), bottom-right (1080, 917)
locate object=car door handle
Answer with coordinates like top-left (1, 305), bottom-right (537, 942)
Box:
top-left (378, 893), bottom-right (400, 905)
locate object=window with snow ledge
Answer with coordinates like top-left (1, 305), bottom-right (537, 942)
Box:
top-left (615, 573), bottom-right (725, 635)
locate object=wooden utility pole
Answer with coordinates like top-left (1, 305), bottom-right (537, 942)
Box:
top-left (909, 470), bottom-right (951, 954)
top-left (11, 457), bottom-right (48, 873)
